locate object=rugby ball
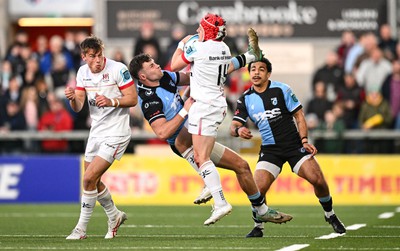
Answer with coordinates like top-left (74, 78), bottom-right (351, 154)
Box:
top-left (183, 34), bottom-right (199, 53)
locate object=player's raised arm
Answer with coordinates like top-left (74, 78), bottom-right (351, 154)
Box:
top-left (171, 35), bottom-right (193, 71)
top-left (65, 87), bottom-right (86, 113)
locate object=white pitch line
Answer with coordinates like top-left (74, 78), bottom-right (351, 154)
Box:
top-left (315, 233), bottom-right (345, 239)
top-left (0, 247), bottom-right (274, 250)
top-left (378, 212), bottom-right (395, 219)
top-left (275, 244), bottom-right (310, 251)
top-left (396, 207), bottom-right (400, 213)
top-left (346, 224), bottom-right (366, 230)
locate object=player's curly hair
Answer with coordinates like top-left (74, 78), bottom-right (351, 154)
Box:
top-left (129, 53), bottom-right (152, 80)
top-left (200, 13), bottom-right (227, 41)
top-left (248, 57), bottom-right (272, 73)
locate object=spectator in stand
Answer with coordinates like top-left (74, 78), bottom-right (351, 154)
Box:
top-left (306, 81), bottom-right (333, 123)
top-left (4, 30), bottom-right (29, 75)
top-left (0, 99), bottom-right (27, 153)
top-left (381, 59), bottom-right (400, 130)
top-left (37, 92), bottom-right (73, 153)
top-left (358, 90), bottom-right (393, 153)
top-left (317, 102), bottom-right (345, 153)
top-left (133, 21), bottom-right (164, 67)
top-left (40, 35), bottom-right (74, 97)
top-left (336, 30), bottom-right (355, 68)
top-left (35, 76), bottom-right (49, 118)
top-left (356, 47), bottom-right (392, 94)
top-left (3, 75), bottom-right (22, 103)
top-left (312, 51), bottom-right (344, 102)
top-left (32, 35), bottom-right (48, 64)
top-left (22, 57), bottom-right (43, 89)
top-left (5, 30), bottom-right (29, 59)
top-left (378, 24), bottom-right (398, 61)
top-left (336, 73), bottom-right (365, 129)
top-left (19, 86), bottom-right (40, 151)
top-left (5, 42), bottom-right (25, 77)
top-left (344, 32), bottom-right (377, 74)
top-left (20, 86), bottom-right (39, 131)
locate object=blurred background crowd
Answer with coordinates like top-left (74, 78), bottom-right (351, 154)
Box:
top-left (0, 8), bottom-right (399, 155)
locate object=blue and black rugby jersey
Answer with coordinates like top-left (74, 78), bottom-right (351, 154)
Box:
top-left (233, 80), bottom-right (302, 147)
top-left (137, 70), bottom-right (185, 145)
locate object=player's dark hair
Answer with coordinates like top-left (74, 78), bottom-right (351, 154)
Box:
top-left (80, 34), bottom-right (104, 55)
top-left (128, 53), bottom-right (152, 80)
top-left (248, 57), bottom-right (272, 73)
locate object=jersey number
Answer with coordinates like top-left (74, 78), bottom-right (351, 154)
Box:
top-left (217, 64), bottom-right (229, 86)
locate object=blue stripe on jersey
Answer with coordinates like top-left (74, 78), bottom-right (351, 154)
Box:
top-left (244, 92), bottom-right (275, 145)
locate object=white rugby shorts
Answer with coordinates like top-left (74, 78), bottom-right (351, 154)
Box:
top-left (84, 135), bottom-right (131, 163)
top-left (187, 101), bottom-right (227, 137)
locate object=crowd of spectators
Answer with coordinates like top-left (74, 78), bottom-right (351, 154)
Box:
top-left (305, 25), bottom-right (400, 153)
top-left (1, 23), bottom-right (399, 154)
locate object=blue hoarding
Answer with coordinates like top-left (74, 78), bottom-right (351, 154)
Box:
top-left (0, 156), bottom-right (80, 203)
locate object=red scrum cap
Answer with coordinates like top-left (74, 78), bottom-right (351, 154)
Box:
top-left (200, 13), bottom-right (227, 41)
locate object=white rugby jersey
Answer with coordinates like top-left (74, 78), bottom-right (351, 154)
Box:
top-left (76, 58), bottom-right (134, 137)
top-left (182, 40), bottom-right (231, 107)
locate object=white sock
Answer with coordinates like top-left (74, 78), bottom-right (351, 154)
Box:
top-left (97, 187), bottom-right (118, 222)
top-left (76, 189), bottom-right (98, 231)
top-left (182, 146), bottom-right (200, 174)
top-left (244, 51), bottom-right (256, 63)
top-left (325, 210), bottom-right (335, 218)
top-left (255, 222), bottom-right (264, 229)
top-left (255, 204), bottom-right (268, 216)
top-left (199, 160), bottom-right (227, 207)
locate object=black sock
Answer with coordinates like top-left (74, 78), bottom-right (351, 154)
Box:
top-left (249, 193), bottom-right (265, 207)
top-left (319, 197), bottom-right (333, 212)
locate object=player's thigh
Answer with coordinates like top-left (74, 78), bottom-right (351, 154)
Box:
top-left (84, 156), bottom-right (113, 180)
top-left (297, 157), bottom-right (327, 185)
top-left (212, 142), bottom-right (248, 172)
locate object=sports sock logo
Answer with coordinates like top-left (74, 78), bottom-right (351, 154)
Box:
top-left (201, 170), bottom-right (211, 178)
top-left (82, 202), bottom-right (92, 208)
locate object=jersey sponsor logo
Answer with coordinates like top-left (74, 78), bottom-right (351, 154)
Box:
top-left (291, 93), bottom-right (298, 102)
top-left (145, 90), bottom-right (153, 96)
top-left (88, 98), bottom-right (104, 109)
top-left (144, 101), bottom-right (160, 109)
top-left (253, 108), bottom-right (282, 121)
top-left (150, 110), bottom-right (161, 118)
top-left (208, 55), bottom-right (231, 61)
top-left (271, 97), bottom-right (278, 106)
top-left (105, 143), bottom-right (116, 149)
top-left (122, 70), bottom-right (131, 81)
top-left (103, 73), bottom-right (109, 82)
top-left (185, 45), bottom-right (196, 55)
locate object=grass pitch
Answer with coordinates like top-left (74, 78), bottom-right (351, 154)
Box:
top-left (0, 204), bottom-right (399, 250)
